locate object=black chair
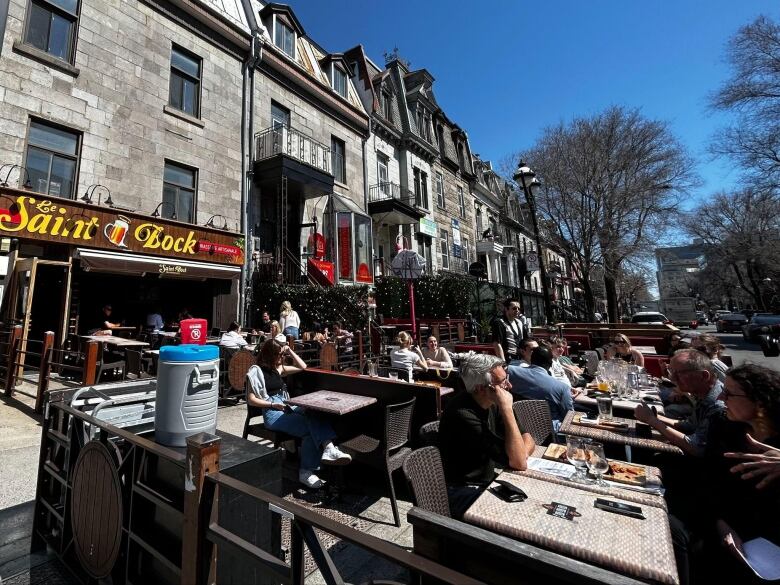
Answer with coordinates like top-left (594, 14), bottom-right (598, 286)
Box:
top-left (511, 400), bottom-right (554, 446)
top-left (341, 397), bottom-right (416, 527)
top-left (125, 349), bottom-right (152, 379)
top-left (402, 446), bottom-right (451, 518)
top-left (95, 344), bottom-right (125, 382)
top-left (418, 420), bottom-right (440, 447)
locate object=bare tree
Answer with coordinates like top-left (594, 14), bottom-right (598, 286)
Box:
top-left (682, 188), bottom-right (780, 310)
top-left (710, 15), bottom-right (780, 190)
top-left (514, 106), bottom-right (698, 322)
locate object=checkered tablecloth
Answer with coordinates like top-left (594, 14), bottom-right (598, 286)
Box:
top-left (464, 472), bottom-right (679, 584)
top-left (560, 412), bottom-right (683, 455)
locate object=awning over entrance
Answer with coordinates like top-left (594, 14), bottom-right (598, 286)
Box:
top-left (76, 249), bottom-right (241, 280)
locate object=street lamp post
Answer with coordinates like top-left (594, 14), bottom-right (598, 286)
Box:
top-left (514, 161), bottom-right (554, 325)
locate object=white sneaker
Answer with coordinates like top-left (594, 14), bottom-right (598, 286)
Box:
top-left (299, 469), bottom-right (326, 489)
top-left (321, 443), bottom-right (352, 465)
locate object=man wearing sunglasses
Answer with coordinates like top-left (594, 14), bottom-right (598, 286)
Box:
top-left (635, 349), bottom-right (725, 456)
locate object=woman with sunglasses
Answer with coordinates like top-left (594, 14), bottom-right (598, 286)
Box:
top-left (605, 333), bottom-right (645, 368)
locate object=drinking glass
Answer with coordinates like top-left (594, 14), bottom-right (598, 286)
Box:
top-left (586, 443), bottom-right (610, 486)
top-left (596, 395), bottom-right (613, 420)
top-left (388, 371), bottom-right (398, 381)
top-left (596, 376), bottom-right (610, 393)
top-left (368, 361), bottom-right (377, 377)
top-left (566, 436), bottom-right (591, 483)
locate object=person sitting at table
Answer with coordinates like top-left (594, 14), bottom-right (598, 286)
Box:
top-left (331, 322), bottom-right (354, 353)
top-left (219, 321), bottom-right (248, 350)
top-left (545, 336), bottom-right (579, 387)
top-left (507, 346), bottom-right (574, 432)
top-left (259, 310), bottom-right (272, 334)
top-left (421, 336), bottom-right (452, 369)
top-left (668, 333), bottom-right (691, 356)
top-left (439, 353), bottom-right (535, 519)
top-left (634, 348), bottom-right (725, 457)
top-left (145, 307), bottom-right (164, 332)
top-left (605, 333), bottom-right (645, 367)
top-left (516, 338), bottom-right (538, 368)
top-left (88, 304), bottom-right (121, 335)
top-left (246, 338), bottom-right (351, 489)
top-left (279, 300), bottom-right (301, 340)
top-left (691, 333), bottom-right (729, 382)
top-left (269, 320), bottom-right (281, 339)
top-left (390, 331), bottom-right (428, 379)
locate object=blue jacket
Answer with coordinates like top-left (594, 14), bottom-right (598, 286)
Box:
top-left (507, 364), bottom-right (573, 430)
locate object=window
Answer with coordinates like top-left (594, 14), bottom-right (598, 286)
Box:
top-left (458, 186), bottom-right (466, 217)
top-left (434, 172), bottom-right (445, 209)
top-left (271, 101), bottom-right (290, 129)
top-left (332, 65), bottom-right (347, 98)
top-left (25, 119), bottom-right (80, 198)
top-left (416, 232), bottom-right (432, 273)
top-left (331, 136), bottom-right (346, 183)
top-left (377, 154), bottom-right (389, 195)
top-left (475, 206), bottom-right (483, 234)
top-left (24, 0), bottom-right (80, 63)
top-left (413, 167), bottom-right (428, 209)
top-left (274, 19), bottom-right (295, 57)
top-left (382, 92), bottom-right (393, 121)
top-left (440, 229), bottom-right (450, 270)
top-left (169, 45), bottom-right (201, 117)
top-left (162, 161), bottom-right (196, 223)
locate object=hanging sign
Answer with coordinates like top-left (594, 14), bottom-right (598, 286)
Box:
top-left (418, 217), bottom-right (437, 237)
top-left (308, 258), bottom-right (335, 286)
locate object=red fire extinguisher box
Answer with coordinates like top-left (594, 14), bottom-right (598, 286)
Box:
top-left (180, 318), bottom-right (207, 345)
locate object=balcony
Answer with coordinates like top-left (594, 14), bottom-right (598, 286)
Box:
top-left (254, 125), bottom-right (331, 174)
top-left (476, 236), bottom-right (504, 256)
top-left (367, 182), bottom-right (426, 225)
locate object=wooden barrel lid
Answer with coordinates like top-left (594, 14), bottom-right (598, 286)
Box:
top-left (229, 350), bottom-right (255, 391)
top-left (70, 441), bottom-right (123, 579)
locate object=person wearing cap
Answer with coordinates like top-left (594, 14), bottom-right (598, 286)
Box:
top-left (246, 337), bottom-right (351, 489)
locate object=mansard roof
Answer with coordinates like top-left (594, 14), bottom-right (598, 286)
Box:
top-left (258, 2), bottom-right (306, 36)
top-left (194, 0), bottom-right (251, 33)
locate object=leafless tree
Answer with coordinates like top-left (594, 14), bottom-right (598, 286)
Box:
top-left (512, 106), bottom-right (698, 322)
top-left (710, 15), bottom-right (780, 190)
top-left (682, 188), bottom-right (780, 310)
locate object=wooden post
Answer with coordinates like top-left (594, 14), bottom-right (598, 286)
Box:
top-left (182, 432), bottom-right (221, 585)
top-left (432, 324), bottom-right (440, 343)
top-left (83, 341), bottom-right (98, 386)
top-left (457, 322), bottom-right (465, 342)
top-left (34, 331), bottom-right (55, 414)
top-left (4, 325), bottom-right (22, 396)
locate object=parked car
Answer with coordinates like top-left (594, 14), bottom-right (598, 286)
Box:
top-left (716, 313), bottom-right (749, 333)
top-left (742, 313), bottom-right (780, 342)
top-left (631, 312), bottom-right (671, 325)
top-left (695, 311), bottom-right (709, 326)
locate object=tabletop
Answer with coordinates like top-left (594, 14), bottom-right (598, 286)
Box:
top-left (560, 411), bottom-right (683, 455)
top-left (575, 388), bottom-right (666, 416)
top-left (634, 346), bottom-right (659, 355)
top-left (286, 390), bottom-right (377, 415)
top-left (464, 471), bottom-right (679, 585)
top-left (81, 335), bottom-right (150, 348)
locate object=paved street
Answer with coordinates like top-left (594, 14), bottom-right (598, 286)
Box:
top-left (696, 325), bottom-right (780, 371)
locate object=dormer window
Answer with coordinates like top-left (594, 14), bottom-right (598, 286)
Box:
top-left (274, 19), bottom-right (295, 58)
top-left (332, 65), bottom-right (347, 98)
top-left (382, 91), bottom-right (393, 121)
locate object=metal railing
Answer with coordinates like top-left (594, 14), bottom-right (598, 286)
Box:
top-left (254, 126), bottom-right (331, 174)
top-left (368, 182), bottom-right (417, 205)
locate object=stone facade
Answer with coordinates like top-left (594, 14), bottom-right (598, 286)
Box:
top-left (0, 0), bottom-right (246, 228)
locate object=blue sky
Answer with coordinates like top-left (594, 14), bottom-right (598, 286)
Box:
top-left (290, 0), bottom-right (778, 204)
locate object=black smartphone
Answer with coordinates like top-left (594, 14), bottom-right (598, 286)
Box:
top-left (489, 480), bottom-right (527, 503)
top-left (594, 498), bottom-right (645, 519)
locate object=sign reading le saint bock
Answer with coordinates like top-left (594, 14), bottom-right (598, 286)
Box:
top-left (0, 187), bottom-right (244, 266)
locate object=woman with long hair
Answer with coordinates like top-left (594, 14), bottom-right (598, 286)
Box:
top-left (279, 300), bottom-right (301, 340)
top-left (246, 338), bottom-right (351, 488)
top-left (390, 331), bottom-right (428, 379)
top-left (606, 333), bottom-right (645, 367)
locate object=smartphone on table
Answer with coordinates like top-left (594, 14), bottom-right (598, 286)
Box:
top-left (593, 498), bottom-right (645, 519)
top-left (489, 480), bottom-right (528, 503)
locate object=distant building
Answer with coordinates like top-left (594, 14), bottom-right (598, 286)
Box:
top-left (655, 240), bottom-right (706, 303)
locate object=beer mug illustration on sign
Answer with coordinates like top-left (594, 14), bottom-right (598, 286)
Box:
top-left (104, 215), bottom-right (131, 248)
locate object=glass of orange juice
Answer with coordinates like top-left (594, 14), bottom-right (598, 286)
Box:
top-left (597, 378), bottom-right (609, 392)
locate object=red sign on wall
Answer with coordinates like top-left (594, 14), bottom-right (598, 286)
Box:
top-left (196, 241), bottom-right (243, 257)
top-left (308, 258), bottom-right (335, 286)
top-left (307, 233), bottom-right (326, 259)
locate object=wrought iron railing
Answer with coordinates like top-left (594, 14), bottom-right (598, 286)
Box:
top-left (254, 126), bottom-right (331, 174)
top-left (368, 182), bottom-right (417, 205)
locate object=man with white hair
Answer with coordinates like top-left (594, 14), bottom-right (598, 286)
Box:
top-left (439, 353), bottom-right (536, 517)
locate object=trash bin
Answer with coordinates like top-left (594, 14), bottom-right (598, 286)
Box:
top-left (155, 344), bottom-right (219, 447)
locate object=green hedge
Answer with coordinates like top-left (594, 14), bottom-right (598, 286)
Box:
top-left (374, 273), bottom-right (475, 319)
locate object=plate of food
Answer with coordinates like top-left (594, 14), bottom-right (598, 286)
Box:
top-left (542, 443), bottom-right (568, 462)
top-left (605, 461), bottom-right (647, 486)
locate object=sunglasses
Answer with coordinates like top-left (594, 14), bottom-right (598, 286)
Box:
top-left (720, 388), bottom-right (748, 400)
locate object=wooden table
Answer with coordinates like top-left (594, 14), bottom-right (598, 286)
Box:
top-left (634, 345), bottom-right (659, 355)
top-left (575, 388), bottom-right (666, 417)
top-left (286, 390), bottom-right (377, 415)
top-left (81, 335), bottom-right (150, 349)
top-left (560, 411), bottom-right (683, 458)
top-left (464, 471), bottom-right (679, 584)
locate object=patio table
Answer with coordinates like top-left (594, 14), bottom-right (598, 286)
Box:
top-left (80, 335), bottom-right (150, 349)
top-left (634, 345), bottom-right (659, 355)
top-left (575, 389), bottom-right (666, 417)
top-left (286, 390), bottom-right (377, 415)
top-left (464, 471), bottom-right (679, 584)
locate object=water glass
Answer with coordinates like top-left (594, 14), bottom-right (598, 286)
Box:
top-left (566, 436), bottom-right (591, 483)
top-left (368, 362), bottom-right (377, 377)
top-left (586, 442), bottom-right (610, 486)
top-left (596, 395), bottom-right (613, 420)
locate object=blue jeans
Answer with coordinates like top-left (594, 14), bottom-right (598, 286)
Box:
top-left (283, 326), bottom-right (299, 340)
top-left (263, 395), bottom-right (335, 471)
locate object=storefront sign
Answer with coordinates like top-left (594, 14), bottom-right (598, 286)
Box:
top-left (451, 218), bottom-right (461, 246)
top-left (306, 232), bottom-right (326, 259)
top-left (307, 258), bottom-right (335, 286)
top-left (418, 217), bottom-right (437, 237)
top-left (0, 187), bottom-right (243, 265)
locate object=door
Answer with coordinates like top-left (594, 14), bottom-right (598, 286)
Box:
top-left (271, 101), bottom-right (290, 155)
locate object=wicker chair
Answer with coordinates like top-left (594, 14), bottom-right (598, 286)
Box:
top-left (340, 397), bottom-right (416, 527)
top-left (402, 446), bottom-right (450, 518)
top-left (512, 400), bottom-right (554, 446)
top-left (418, 420), bottom-right (440, 447)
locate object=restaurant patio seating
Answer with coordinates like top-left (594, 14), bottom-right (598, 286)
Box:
top-left (96, 343), bottom-right (125, 382)
top-left (402, 446), bottom-right (451, 518)
top-left (418, 420), bottom-right (440, 447)
top-left (340, 397), bottom-right (416, 527)
top-left (512, 400), bottom-right (554, 446)
top-left (242, 404), bottom-right (300, 450)
top-left (125, 349), bottom-right (152, 379)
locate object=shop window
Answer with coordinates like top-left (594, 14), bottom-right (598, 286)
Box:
top-left (169, 45), bottom-right (201, 118)
top-left (24, 0), bottom-right (80, 63)
top-left (331, 136), bottom-right (346, 183)
top-left (25, 118), bottom-right (80, 198)
top-left (321, 195), bottom-right (373, 284)
top-left (354, 214), bottom-right (373, 283)
top-left (337, 212), bottom-right (353, 280)
top-left (162, 161), bottom-right (196, 223)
